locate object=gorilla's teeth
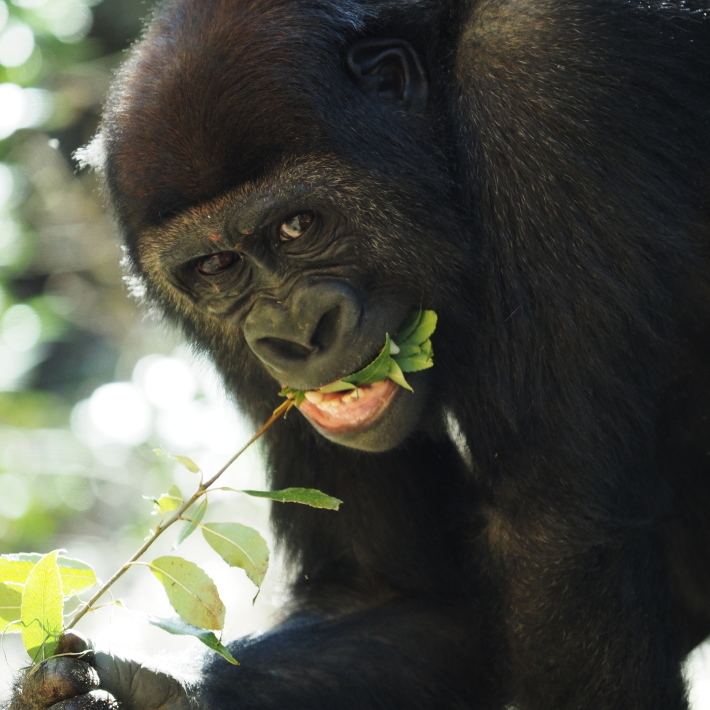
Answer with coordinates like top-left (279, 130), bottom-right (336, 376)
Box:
top-left (305, 391), bottom-right (324, 404)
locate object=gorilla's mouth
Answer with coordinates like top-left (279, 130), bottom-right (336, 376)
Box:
top-left (296, 379), bottom-right (399, 434)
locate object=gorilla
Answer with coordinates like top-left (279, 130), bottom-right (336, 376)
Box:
top-left (7, 0), bottom-right (710, 708)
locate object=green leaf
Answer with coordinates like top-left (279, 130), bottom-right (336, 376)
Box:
top-left (315, 380), bottom-right (358, 393)
top-left (0, 582), bottom-right (22, 632)
top-left (342, 334), bottom-right (393, 387)
top-left (148, 556), bottom-right (225, 631)
top-left (386, 359), bottom-right (413, 391)
top-left (278, 388), bottom-right (307, 406)
top-left (201, 524), bottom-right (269, 589)
top-left (20, 551), bottom-right (64, 662)
top-left (277, 310), bottom-right (437, 401)
top-left (395, 341), bottom-right (434, 373)
top-left (241, 488), bottom-right (342, 511)
top-left (153, 450), bottom-right (202, 474)
top-left (392, 310), bottom-right (422, 344)
top-left (0, 554), bottom-right (97, 597)
top-left (170, 456), bottom-right (201, 474)
top-left (154, 484), bottom-right (183, 514)
top-left (395, 343), bottom-right (421, 359)
top-left (144, 614), bottom-right (238, 665)
top-left (319, 335), bottom-right (392, 393)
top-left (55, 558), bottom-right (98, 597)
top-left (394, 310), bottom-right (437, 347)
top-left (175, 498), bottom-right (209, 547)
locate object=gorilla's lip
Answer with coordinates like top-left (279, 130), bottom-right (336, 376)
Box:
top-left (296, 379), bottom-right (400, 434)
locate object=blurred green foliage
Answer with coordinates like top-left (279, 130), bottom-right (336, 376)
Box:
top-left (0, 0), bottom-right (170, 553)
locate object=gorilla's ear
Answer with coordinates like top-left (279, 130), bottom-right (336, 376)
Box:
top-left (346, 38), bottom-right (427, 113)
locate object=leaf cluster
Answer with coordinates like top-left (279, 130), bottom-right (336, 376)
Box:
top-left (0, 552), bottom-right (97, 662)
top-left (281, 309), bottom-right (437, 404)
top-left (1, 457), bottom-right (340, 665)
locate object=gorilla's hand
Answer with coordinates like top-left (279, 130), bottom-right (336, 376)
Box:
top-left (9, 633), bottom-right (192, 710)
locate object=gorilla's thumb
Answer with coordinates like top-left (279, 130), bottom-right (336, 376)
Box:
top-left (92, 652), bottom-right (192, 710)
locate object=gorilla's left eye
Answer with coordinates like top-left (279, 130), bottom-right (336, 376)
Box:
top-left (280, 212), bottom-right (314, 241)
top-left (196, 251), bottom-right (239, 275)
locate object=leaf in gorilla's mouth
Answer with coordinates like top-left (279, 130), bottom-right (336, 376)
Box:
top-left (279, 310), bottom-right (437, 432)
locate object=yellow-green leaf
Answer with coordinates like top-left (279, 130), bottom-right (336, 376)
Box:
top-left (0, 554), bottom-right (97, 597)
top-left (20, 551), bottom-right (64, 662)
top-left (394, 309), bottom-right (437, 346)
top-left (144, 614), bottom-right (239, 665)
top-left (148, 556), bottom-right (225, 631)
top-left (156, 484), bottom-right (183, 513)
top-left (171, 456), bottom-right (201, 474)
top-left (153, 450), bottom-right (202, 474)
top-left (0, 582), bottom-right (22, 632)
top-left (175, 498), bottom-right (208, 547)
top-left (278, 387), bottom-right (307, 405)
top-left (395, 341), bottom-right (434, 372)
top-left (321, 335), bottom-right (392, 391)
top-left (56, 559), bottom-right (97, 596)
top-left (201, 523), bottom-right (269, 589)
top-left (386, 359), bottom-right (413, 391)
top-left (241, 488), bottom-right (342, 511)
top-left (278, 309), bottom-right (438, 403)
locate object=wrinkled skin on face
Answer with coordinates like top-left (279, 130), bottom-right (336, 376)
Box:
top-left (123, 153), bottom-right (462, 450)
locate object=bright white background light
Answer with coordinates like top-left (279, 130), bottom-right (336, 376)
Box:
top-left (133, 354), bottom-right (199, 411)
top-left (0, 19), bottom-right (34, 66)
top-left (73, 381), bottom-right (153, 447)
top-left (0, 83), bottom-right (52, 140)
top-left (1, 303), bottom-right (41, 351)
top-left (0, 472), bottom-right (30, 519)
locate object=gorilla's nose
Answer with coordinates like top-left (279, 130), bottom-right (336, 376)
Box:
top-left (243, 280), bottom-right (362, 386)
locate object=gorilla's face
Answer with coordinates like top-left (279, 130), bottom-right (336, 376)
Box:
top-left (96, 10), bottom-right (469, 451)
top-left (130, 157), bottom-right (448, 452)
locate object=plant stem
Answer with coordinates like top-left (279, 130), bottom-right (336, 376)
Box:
top-left (66, 398), bottom-right (294, 631)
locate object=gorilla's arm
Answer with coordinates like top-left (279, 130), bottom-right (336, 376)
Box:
top-left (9, 604), bottom-right (497, 710)
top-left (200, 601), bottom-right (499, 710)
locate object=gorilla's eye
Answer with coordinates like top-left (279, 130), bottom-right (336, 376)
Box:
top-left (196, 251), bottom-right (238, 275)
top-left (280, 212), bottom-right (314, 241)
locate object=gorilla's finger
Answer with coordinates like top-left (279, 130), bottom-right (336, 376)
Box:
top-left (92, 653), bottom-right (190, 710)
top-left (20, 659), bottom-right (100, 707)
top-left (56, 632), bottom-right (94, 659)
top-left (51, 690), bottom-right (120, 710)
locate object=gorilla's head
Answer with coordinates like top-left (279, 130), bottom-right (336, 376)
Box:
top-left (82, 0), bottom-right (474, 451)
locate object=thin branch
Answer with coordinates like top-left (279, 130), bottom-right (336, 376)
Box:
top-left (66, 399), bottom-right (295, 630)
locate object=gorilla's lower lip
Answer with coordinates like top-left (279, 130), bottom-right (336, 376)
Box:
top-left (296, 379), bottom-right (399, 435)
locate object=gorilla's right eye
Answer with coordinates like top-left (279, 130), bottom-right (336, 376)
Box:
top-left (195, 251), bottom-right (238, 275)
top-left (280, 212), bottom-right (314, 241)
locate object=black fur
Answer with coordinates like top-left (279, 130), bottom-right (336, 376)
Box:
top-left (78, 0), bottom-right (710, 707)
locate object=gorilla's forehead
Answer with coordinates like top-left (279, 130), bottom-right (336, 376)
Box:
top-left (101, 0), bottom-right (360, 232)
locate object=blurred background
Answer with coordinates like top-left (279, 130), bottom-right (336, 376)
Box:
top-left (0, 0), bottom-right (709, 704)
top-left (0, 0), bottom-right (286, 697)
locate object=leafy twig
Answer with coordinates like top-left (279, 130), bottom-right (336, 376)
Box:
top-left (65, 398), bottom-right (295, 631)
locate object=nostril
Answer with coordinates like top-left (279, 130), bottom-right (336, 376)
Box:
top-left (258, 337), bottom-right (315, 361)
top-left (311, 306), bottom-right (340, 350)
